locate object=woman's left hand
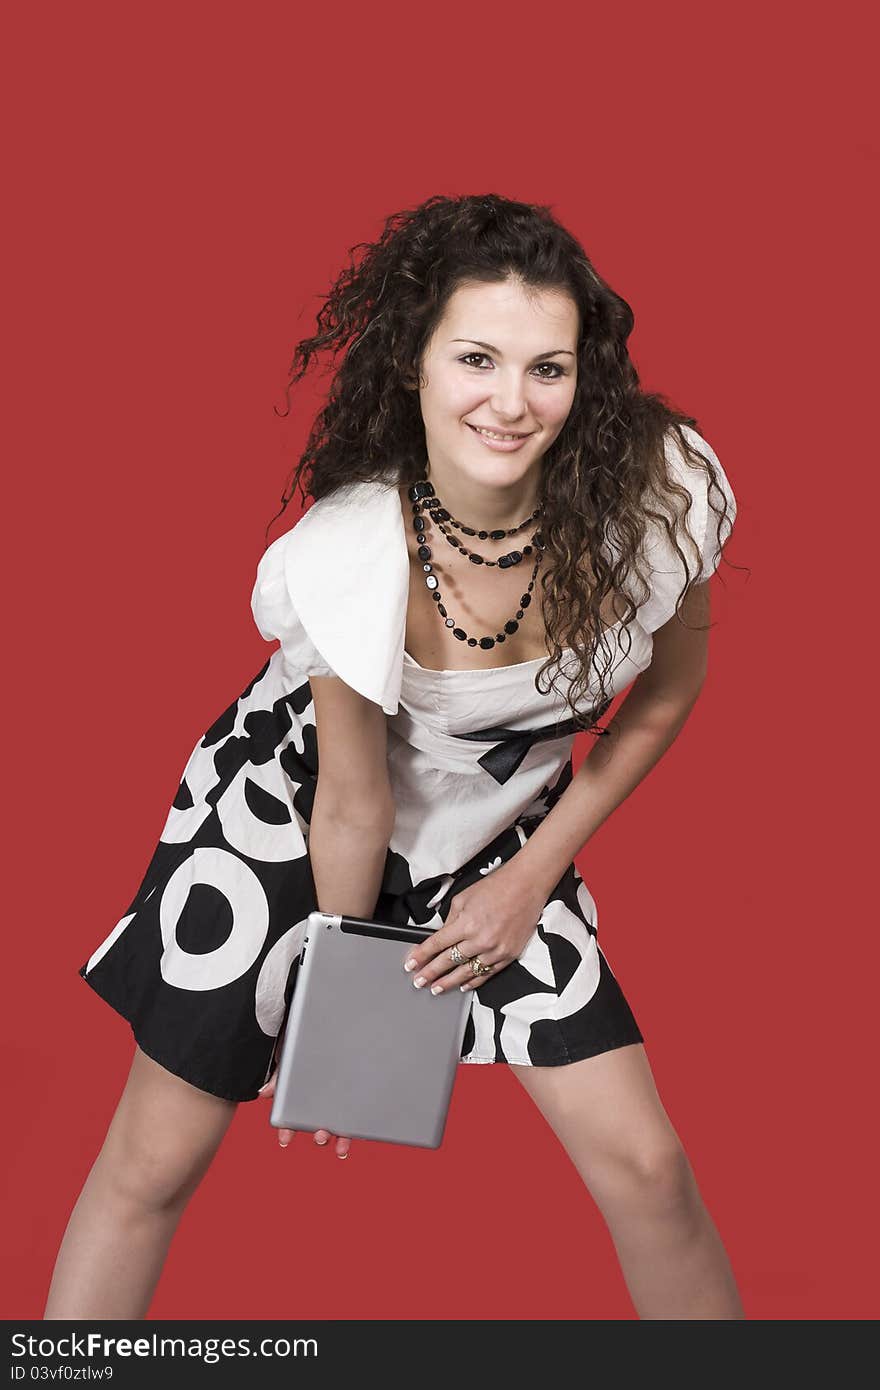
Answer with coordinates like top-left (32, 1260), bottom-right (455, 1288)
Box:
top-left (402, 861), bottom-right (549, 995)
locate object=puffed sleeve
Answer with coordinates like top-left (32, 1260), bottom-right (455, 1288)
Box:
top-left (250, 479), bottom-right (410, 715)
top-left (250, 529), bottom-right (337, 679)
top-left (632, 424), bottom-right (737, 634)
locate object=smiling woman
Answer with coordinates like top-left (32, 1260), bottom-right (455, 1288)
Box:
top-left (55, 192), bottom-right (745, 1322)
top-left (416, 286), bottom-right (580, 487)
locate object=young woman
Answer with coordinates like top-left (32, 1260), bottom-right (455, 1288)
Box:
top-left (46, 193), bottom-right (744, 1320)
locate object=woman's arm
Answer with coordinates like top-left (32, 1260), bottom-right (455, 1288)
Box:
top-left (307, 675), bottom-right (396, 917)
top-left (267, 676), bottom-right (395, 1154)
top-left (309, 787), bottom-right (395, 918)
top-left (510, 580), bottom-right (713, 898)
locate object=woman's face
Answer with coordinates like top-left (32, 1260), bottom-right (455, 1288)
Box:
top-left (415, 277), bottom-right (580, 496)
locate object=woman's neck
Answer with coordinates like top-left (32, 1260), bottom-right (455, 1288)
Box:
top-left (425, 469), bottom-right (541, 532)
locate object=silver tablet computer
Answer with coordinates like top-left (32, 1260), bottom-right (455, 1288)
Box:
top-left (269, 911), bottom-right (472, 1149)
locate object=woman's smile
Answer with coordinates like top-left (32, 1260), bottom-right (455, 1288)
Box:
top-left (466, 421), bottom-right (535, 452)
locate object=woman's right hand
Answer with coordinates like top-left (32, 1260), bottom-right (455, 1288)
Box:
top-left (257, 1030), bottom-right (353, 1159)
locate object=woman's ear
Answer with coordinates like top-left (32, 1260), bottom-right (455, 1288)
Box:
top-left (400, 352), bottom-right (426, 392)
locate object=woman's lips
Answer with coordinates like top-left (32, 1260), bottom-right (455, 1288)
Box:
top-left (466, 422), bottom-right (534, 452)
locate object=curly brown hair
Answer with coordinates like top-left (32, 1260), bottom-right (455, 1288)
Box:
top-left (265, 192), bottom-right (740, 730)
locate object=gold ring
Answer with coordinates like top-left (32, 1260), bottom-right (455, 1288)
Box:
top-left (471, 956), bottom-right (493, 976)
top-left (450, 943), bottom-right (469, 966)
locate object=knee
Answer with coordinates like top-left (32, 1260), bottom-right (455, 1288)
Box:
top-left (95, 1048), bottom-right (237, 1215)
top-left (98, 1138), bottom-right (204, 1215)
top-left (592, 1139), bottom-right (701, 1225)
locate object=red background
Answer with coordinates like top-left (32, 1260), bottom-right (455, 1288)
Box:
top-left (4, 0), bottom-right (876, 1320)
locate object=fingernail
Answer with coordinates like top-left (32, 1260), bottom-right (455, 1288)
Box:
top-left (338, 1152), bottom-right (349, 1160)
top-left (430, 984), bottom-right (442, 995)
top-left (279, 1139), bottom-right (289, 1148)
top-left (315, 1138), bottom-right (328, 1145)
top-left (404, 959), bottom-right (417, 973)
top-left (413, 976), bottom-right (426, 989)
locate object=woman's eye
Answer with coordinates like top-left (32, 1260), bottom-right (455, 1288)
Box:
top-left (458, 353), bottom-right (565, 380)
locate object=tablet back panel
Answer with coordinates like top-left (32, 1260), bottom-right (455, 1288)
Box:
top-left (269, 913), bottom-right (472, 1149)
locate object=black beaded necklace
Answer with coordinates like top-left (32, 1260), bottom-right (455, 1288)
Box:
top-left (407, 478), bottom-right (546, 651)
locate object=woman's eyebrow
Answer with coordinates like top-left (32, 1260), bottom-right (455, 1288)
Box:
top-left (451, 338), bottom-right (576, 361)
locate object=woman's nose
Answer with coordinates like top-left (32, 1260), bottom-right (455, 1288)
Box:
top-left (489, 380), bottom-right (528, 420)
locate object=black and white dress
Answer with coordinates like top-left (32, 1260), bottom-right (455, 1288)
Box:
top-left (79, 425), bottom-right (736, 1103)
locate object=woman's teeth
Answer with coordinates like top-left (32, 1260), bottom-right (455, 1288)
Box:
top-left (471, 426), bottom-right (526, 441)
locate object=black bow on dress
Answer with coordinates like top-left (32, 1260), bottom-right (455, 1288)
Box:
top-left (451, 699), bottom-right (612, 785)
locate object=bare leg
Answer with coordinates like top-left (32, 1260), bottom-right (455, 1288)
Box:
top-left (509, 1043), bottom-right (744, 1319)
top-left (44, 1045), bottom-right (238, 1320)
